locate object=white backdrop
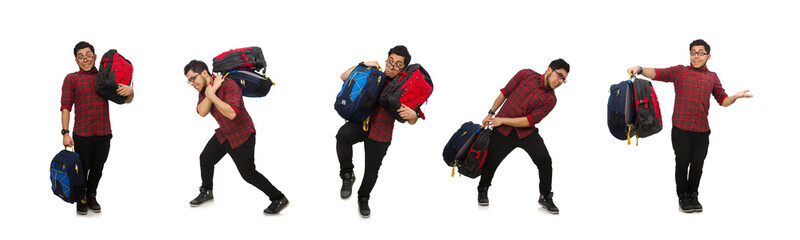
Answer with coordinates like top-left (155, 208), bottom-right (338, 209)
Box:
top-left (2, 0), bottom-right (797, 239)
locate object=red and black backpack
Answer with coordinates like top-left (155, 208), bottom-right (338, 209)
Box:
top-left (378, 64), bottom-right (433, 123)
top-left (96, 49), bottom-right (133, 105)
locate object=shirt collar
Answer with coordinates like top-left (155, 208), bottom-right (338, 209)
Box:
top-left (535, 72), bottom-right (553, 91)
top-left (688, 65), bottom-right (709, 72)
top-left (79, 67), bottom-right (98, 74)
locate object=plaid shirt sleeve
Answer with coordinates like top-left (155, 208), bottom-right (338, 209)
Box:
top-left (526, 96), bottom-right (556, 127)
top-left (710, 73), bottom-right (728, 106)
top-left (653, 65), bottom-right (683, 83)
top-left (60, 74), bottom-right (74, 111)
top-left (500, 69), bottom-right (528, 97)
top-left (221, 79), bottom-right (242, 117)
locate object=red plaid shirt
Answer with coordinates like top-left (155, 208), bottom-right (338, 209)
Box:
top-left (367, 104), bottom-right (395, 143)
top-left (495, 69), bottom-right (557, 139)
top-left (654, 65), bottom-right (728, 133)
top-left (198, 78), bottom-right (255, 149)
top-left (60, 68), bottom-right (112, 137)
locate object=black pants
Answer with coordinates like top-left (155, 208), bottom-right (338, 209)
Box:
top-left (336, 122), bottom-right (391, 200)
top-left (478, 129), bottom-right (553, 195)
top-left (200, 133), bottom-right (284, 201)
top-left (671, 126), bottom-right (710, 194)
top-left (73, 134), bottom-right (112, 199)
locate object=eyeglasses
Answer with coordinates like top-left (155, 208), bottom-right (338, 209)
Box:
top-left (187, 73), bottom-right (202, 84)
top-left (76, 53), bottom-right (94, 62)
top-left (553, 70), bottom-right (567, 84)
top-left (690, 51), bottom-right (708, 56)
top-left (385, 57), bottom-right (405, 70)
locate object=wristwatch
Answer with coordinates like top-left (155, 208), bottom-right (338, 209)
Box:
top-left (61, 129), bottom-right (70, 135)
top-left (637, 66), bottom-right (643, 75)
top-left (488, 110), bottom-right (496, 115)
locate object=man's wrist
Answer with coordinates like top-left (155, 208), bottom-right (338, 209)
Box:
top-left (488, 109), bottom-right (496, 115)
top-left (61, 129), bottom-right (69, 136)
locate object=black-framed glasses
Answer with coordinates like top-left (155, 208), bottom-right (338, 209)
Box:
top-left (385, 57), bottom-right (404, 70)
top-left (553, 70), bottom-right (567, 84)
top-left (77, 53), bottom-right (95, 62)
top-left (187, 73), bottom-right (202, 84)
top-left (690, 51), bottom-right (708, 56)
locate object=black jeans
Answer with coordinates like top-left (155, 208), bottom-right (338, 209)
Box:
top-left (478, 129), bottom-right (553, 195)
top-left (200, 133), bottom-right (284, 201)
top-left (336, 122), bottom-right (391, 200)
top-left (671, 126), bottom-right (710, 194)
top-left (73, 134), bottom-right (112, 198)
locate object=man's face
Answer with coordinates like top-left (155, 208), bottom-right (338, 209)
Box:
top-left (690, 45), bottom-right (710, 69)
top-left (544, 67), bottom-right (568, 90)
top-left (75, 47), bottom-right (95, 71)
top-left (185, 70), bottom-right (207, 92)
top-left (384, 53), bottom-right (406, 78)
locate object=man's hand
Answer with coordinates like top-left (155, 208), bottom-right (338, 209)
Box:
top-left (487, 117), bottom-right (506, 128)
top-left (482, 114), bottom-right (493, 127)
top-left (117, 84), bottom-right (133, 96)
top-left (398, 104), bottom-right (418, 121)
top-left (205, 74), bottom-right (224, 96)
top-left (627, 66), bottom-right (642, 77)
top-left (734, 90), bottom-right (753, 99)
top-left (63, 134), bottom-right (74, 147)
top-left (363, 61), bottom-right (381, 68)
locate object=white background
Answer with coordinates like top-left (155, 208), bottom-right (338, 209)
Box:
top-left (1, 0), bottom-right (797, 239)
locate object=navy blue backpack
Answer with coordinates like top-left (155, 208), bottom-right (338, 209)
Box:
top-left (608, 80), bottom-right (635, 141)
top-left (335, 63), bottom-right (387, 122)
top-left (50, 148), bottom-right (84, 203)
top-left (443, 121), bottom-right (481, 167)
top-left (224, 69), bottom-right (274, 98)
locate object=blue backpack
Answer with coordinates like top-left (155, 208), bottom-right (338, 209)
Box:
top-left (443, 121), bottom-right (481, 167)
top-left (224, 69), bottom-right (274, 98)
top-left (335, 63), bottom-right (386, 122)
top-left (608, 80), bottom-right (635, 141)
top-left (50, 148), bottom-right (84, 203)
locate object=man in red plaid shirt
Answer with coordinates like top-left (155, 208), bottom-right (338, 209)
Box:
top-left (60, 41), bottom-right (134, 215)
top-left (183, 60), bottom-right (288, 215)
top-left (628, 39), bottom-right (753, 213)
top-left (335, 45), bottom-right (421, 218)
top-left (477, 59), bottom-right (570, 214)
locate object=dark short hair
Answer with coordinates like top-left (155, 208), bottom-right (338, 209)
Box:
top-left (184, 60), bottom-right (209, 75)
top-left (549, 58), bottom-right (570, 73)
top-left (388, 45), bottom-right (411, 67)
top-left (690, 39), bottom-right (710, 54)
top-left (73, 41), bottom-right (94, 57)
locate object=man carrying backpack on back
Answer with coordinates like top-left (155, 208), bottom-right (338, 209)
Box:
top-left (183, 60), bottom-right (289, 215)
top-left (60, 41), bottom-right (135, 215)
top-left (477, 59), bottom-right (570, 214)
top-left (335, 45), bottom-right (423, 218)
top-left (627, 39), bottom-right (752, 213)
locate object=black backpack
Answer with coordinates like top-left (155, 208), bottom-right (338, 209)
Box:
top-left (458, 127), bottom-right (492, 178)
top-left (96, 49), bottom-right (133, 105)
top-left (631, 78), bottom-right (663, 138)
top-left (378, 64), bottom-right (433, 123)
top-left (212, 47), bottom-right (267, 73)
top-left (443, 121), bottom-right (481, 167)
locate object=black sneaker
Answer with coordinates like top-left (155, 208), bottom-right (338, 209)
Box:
top-left (76, 202), bottom-right (88, 215)
top-left (689, 192), bottom-right (703, 212)
top-left (358, 198), bottom-right (370, 218)
top-left (478, 186), bottom-right (489, 206)
top-left (264, 196), bottom-right (290, 215)
top-left (678, 192), bottom-right (694, 213)
top-left (189, 187), bottom-right (214, 207)
top-left (538, 192), bottom-right (559, 214)
top-left (340, 172), bottom-right (356, 199)
top-left (87, 193), bottom-right (101, 213)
